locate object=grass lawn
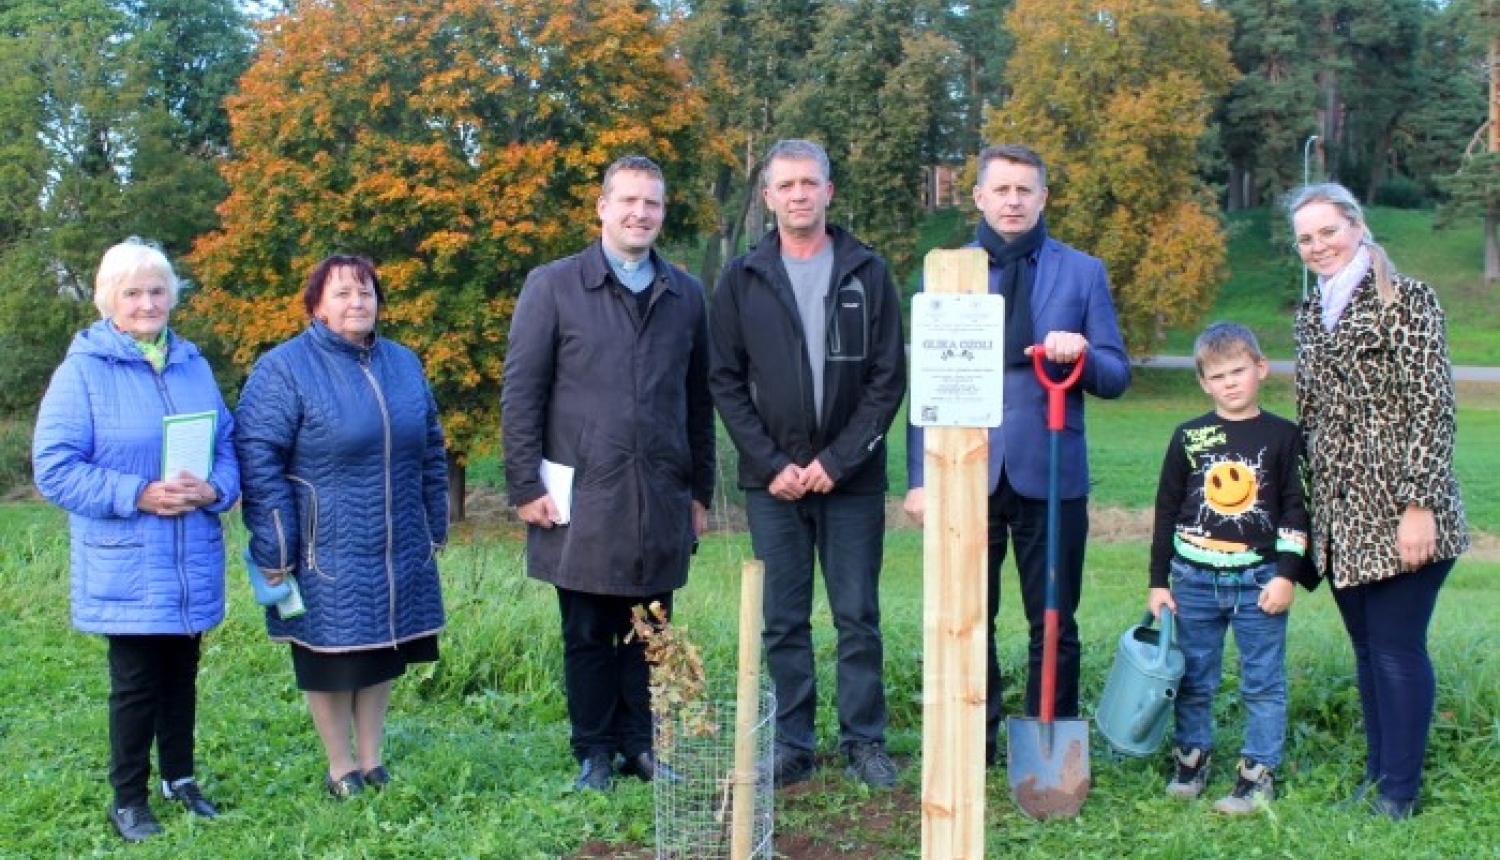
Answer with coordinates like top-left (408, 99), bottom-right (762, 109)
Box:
top-left (2, 206), bottom-right (1496, 859)
top-left (1, 509), bottom-right (1496, 859)
top-left (1160, 207), bottom-right (1500, 366)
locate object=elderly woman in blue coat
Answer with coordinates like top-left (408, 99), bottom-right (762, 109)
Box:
top-left (235, 254), bottom-right (448, 799)
top-left (33, 239), bottom-right (240, 842)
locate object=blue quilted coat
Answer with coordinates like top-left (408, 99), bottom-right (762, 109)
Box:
top-left (235, 321), bottom-right (448, 651)
top-left (33, 320), bottom-right (240, 635)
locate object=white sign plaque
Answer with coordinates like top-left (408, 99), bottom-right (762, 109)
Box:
top-left (910, 292), bottom-right (1006, 427)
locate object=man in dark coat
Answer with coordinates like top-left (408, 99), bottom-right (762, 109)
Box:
top-left (708, 139), bottom-right (907, 789)
top-left (502, 156), bottom-right (715, 791)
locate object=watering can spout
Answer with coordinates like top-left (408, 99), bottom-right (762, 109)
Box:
top-left (1128, 690), bottom-right (1176, 742)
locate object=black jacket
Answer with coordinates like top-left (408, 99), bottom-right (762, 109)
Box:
top-left (708, 225), bottom-right (906, 494)
top-left (502, 242), bottom-right (714, 596)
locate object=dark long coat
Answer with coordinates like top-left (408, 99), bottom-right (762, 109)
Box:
top-left (501, 242), bottom-right (714, 596)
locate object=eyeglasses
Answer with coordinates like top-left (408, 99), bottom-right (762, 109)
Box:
top-left (1293, 222), bottom-right (1350, 249)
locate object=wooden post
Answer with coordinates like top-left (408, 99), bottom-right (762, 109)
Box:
top-left (731, 559), bottom-right (766, 860)
top-left (920, 248), bottom-right (990, 860)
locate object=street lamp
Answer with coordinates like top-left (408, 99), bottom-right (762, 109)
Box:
top-left (1301, 135), bottom-right (1319, 301)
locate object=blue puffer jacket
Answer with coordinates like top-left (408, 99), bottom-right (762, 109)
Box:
top-left (235, 321), bottom-right (447, 651)
top-left (33, 320), bottom-right (240, 635)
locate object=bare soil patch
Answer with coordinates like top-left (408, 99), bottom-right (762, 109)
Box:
top-left (565, 757), bottom-right (922, 860)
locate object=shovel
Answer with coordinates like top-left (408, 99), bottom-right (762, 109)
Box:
top-left (1007, 345), bottom-right (1091, 819)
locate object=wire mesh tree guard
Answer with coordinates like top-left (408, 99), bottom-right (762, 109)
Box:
top-left (652, 685), bottom-right (776, 860)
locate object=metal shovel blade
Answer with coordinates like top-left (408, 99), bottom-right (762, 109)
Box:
top-left (1006, 715), bottom-right (1091, 819)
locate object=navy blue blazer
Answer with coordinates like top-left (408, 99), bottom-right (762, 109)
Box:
top-left (907, 236), bottom-right (1131, 501)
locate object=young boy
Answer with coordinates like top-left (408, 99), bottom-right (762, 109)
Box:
top-left (1147, 322), bottom-right (1312, 815)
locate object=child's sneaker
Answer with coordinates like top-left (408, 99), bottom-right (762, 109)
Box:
top-left (1166, 747), bottom-right (1211, 799)
top-left (1212, 758), bottom-right (1275, 815)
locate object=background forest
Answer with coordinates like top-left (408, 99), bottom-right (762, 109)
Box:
top-left (2, 5), bottom-right (1498, 857)
top-left (0, 0), bottom-right (1495, 501)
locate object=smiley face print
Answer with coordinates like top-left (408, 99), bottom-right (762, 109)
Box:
top-left (1191, 449), bottom-right (1272, 533)
top-left (1204, 461), bottom-right (1257, 516)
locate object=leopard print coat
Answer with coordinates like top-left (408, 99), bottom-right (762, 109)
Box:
top-left (1294, 267), bottom-right (1469, 589)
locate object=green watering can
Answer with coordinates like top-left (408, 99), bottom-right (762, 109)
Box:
top-left (1095, 606), bottom-right (1185, 758)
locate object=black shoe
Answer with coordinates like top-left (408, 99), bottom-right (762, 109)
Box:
top-left (765, 750), bottom-right (817, 789)
top-left (108, 804), bottom-right (164, 842)
top-left (845, 742), bottom-right (898, 789)
top-left (162, 779), bottom-right (219, 817)
top-left (362, 766), bottom-right (392, 789)
top-left (325, 770), bottom-right (365, 799)
top-left (618, 752), bottom-right (657, 782)
top-left (575, 753), bottom-right (614, 791)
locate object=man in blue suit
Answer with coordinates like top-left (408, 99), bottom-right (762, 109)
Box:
top-left (904, 143), bottom-right (1131, 765)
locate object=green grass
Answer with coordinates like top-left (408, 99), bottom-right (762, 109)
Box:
top-left (1163, 207), bottom-right (1500, 366)
top-left (1084, 368), bottom-right (1500, 536)
top-left (1, 510), bottom-right (1497, 859)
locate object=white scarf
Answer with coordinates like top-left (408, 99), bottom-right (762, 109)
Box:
top-left (1319, 244), bottom-right (1371, 331)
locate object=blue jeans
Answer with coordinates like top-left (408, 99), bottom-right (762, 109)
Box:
top-left (1332, 559), bottom-right (1453, 804)
top-left (746, 490), bottom-right (887, 755)
top-left (1169, 558), bottom-right (1288, 768)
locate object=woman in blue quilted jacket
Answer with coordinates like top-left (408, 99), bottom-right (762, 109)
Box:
top-left (33, 239), bottom-right (240, 842)
top-left (235, 254), bottom-right (448, 799)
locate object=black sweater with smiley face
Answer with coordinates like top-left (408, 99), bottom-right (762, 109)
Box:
top-left (1148, 409), bottom-right (1311, 589)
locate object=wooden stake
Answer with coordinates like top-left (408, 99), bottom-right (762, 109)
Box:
top-left (920, 248), bottom-right (990, 860)
top-left (731, 559), bottom-right (766, 860)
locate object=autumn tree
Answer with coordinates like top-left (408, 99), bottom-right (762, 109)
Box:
top-left (187, 0), bottom-right (710, 516)
top-left (986, 0), bottom-right (1236, 355)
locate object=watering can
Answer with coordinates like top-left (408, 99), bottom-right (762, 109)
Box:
top-left (1095, 606), bottom-right (1185, 758)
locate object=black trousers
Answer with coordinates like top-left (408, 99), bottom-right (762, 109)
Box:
top-left (106, 634), bottom-right (202, 807)
top-left (557, 587), bottom-right (673, 763)
top-left (985, 473), bottom-right (1089, 750)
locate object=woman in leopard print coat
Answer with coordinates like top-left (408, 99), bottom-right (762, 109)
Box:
top-left (1288, 183), bottom-right (1468, 821)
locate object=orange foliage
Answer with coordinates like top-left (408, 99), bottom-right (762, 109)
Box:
top-left (186, 0), bottom-right (709, 459)
top-left (988, 0), bottom-right (1237, 354)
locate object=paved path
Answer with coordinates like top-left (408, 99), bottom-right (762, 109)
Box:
top-left (1135, 355), bottom-right (1500, 383)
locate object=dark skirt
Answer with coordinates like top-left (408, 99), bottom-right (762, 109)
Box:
top-left (290, 636), bottom-right (439, 692)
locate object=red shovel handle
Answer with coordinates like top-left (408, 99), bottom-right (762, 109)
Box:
top-left (1031, 345), bottom-right (1087, 432)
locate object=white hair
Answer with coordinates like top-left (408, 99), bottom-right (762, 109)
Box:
top-left (93, 238), bottom-right (180, 318)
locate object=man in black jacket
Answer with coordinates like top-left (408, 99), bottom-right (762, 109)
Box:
top-left (502, 156), bottom-right (714, 792)
top-left (708, 139), bottom-right (907, 788)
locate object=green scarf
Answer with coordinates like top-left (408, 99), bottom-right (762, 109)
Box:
top-left (131, 330), bottom-right (170, 373)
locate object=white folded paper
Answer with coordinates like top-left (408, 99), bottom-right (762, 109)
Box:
top-left (540, 459), bottom-right (574, 525)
